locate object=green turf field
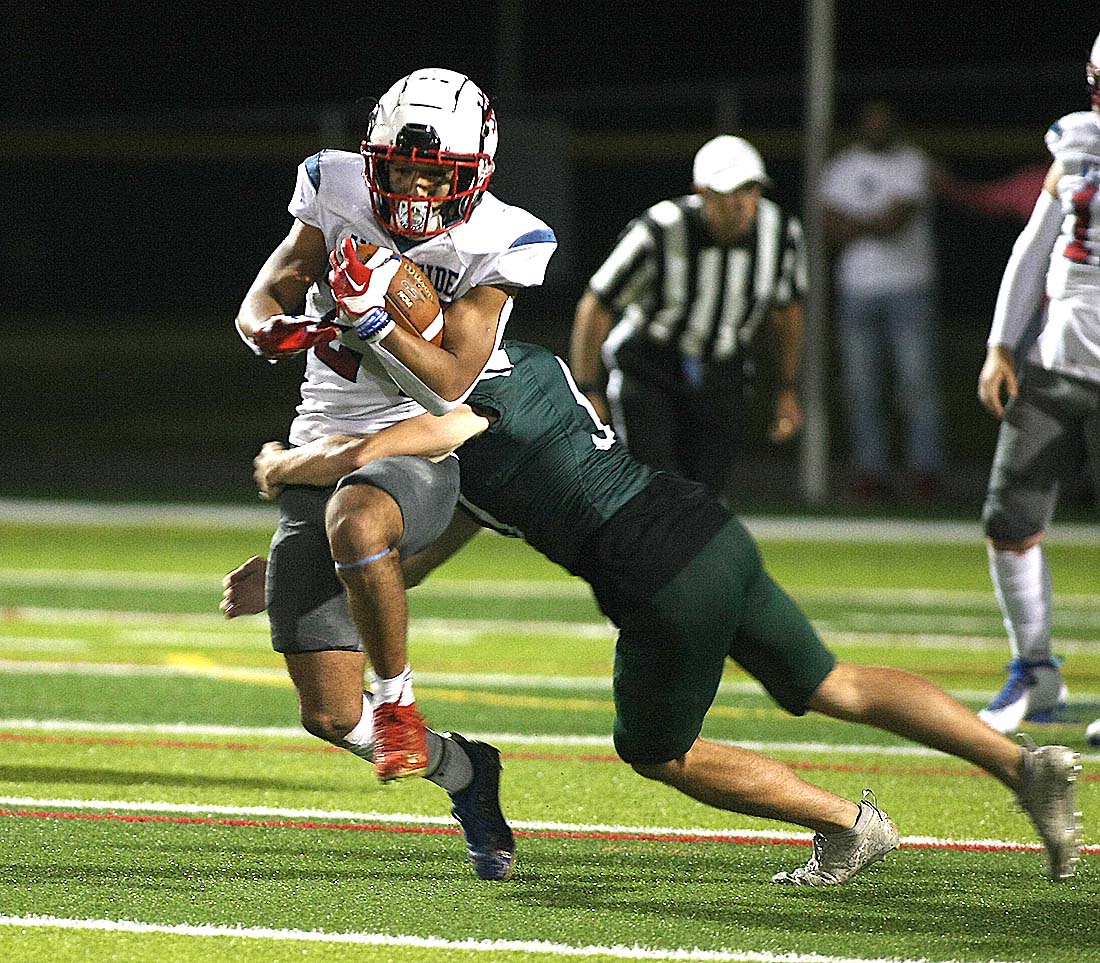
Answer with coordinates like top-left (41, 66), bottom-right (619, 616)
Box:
top-left (0, 504), bottom-right (1097, 963)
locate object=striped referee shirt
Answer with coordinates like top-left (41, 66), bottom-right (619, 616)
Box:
top-left (591, 194), bottom-right (806, 364)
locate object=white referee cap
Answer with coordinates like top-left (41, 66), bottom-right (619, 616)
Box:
top-left (692, 135), bottom-right (771, 193)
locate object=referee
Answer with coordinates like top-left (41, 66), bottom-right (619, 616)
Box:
top-left (569, 135), bottom-right (805, 500)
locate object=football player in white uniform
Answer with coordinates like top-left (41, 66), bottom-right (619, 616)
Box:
top-left (231, 67), bottom-right (556, 880)
top-left (976, 33), bottom-right (1100, 735)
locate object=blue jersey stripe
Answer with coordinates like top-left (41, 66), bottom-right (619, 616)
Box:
top-left (305, 152), bottom-right (323, 190)
top-left (509, 228), bottom-right (556, 248)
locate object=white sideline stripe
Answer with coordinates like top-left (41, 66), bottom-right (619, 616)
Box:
top-left (6, 607), bottom-right (1100, 658)
top-left (2, 795), bottom-right (812, 838)
top-left (0, 570), bottom-right (591, 599)
top-left (0, 916), bottom-right (1024, 963)
top-left (793, 586), bottom-right (1100, 608)
top-left (820, 631), bottom-right (1100, 654)
top-left (3, 497), bottom-right (1098, 546)
top-left (4, 660), bottom-right (1100, 704)
top-left (0, 796), bottom-right (1076, 856)
top-left (4, 573), bottom-right (1099, 610)
top-left (5, 718), bottom-right (1100, 764)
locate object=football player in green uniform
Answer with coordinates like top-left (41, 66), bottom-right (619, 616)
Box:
top-left (226, 340), bottom-right (1081, 885)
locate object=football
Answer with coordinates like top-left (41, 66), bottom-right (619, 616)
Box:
top-left (355, 243), bottom-right (444, 346)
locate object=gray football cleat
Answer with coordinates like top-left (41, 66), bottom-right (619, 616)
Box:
top-left (1015, 734), bottom-right (1081, 881)
top-left (772, 790), bottom-right (899, 886)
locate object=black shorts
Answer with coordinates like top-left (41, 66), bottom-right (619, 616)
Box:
top-left (267, 454), bottom-right (460, 654)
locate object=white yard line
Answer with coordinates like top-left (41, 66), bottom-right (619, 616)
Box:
top-left (3, 795), bottom-right (1092, 855)
top-left (0, 915), bottom-right (1031, 963)
top-left (3, 569), bottom-right (1097, 611)
top-left (4, 717), bottom-right (1100, 763)
top-left (0, 569), bottom-right (591, 598)
top-left (2, 657), bottom-right (1100, 703)
top-left (3, 497), bottom-right (1098, 545)
top-left (5, 606), bottom-right (1100, 654)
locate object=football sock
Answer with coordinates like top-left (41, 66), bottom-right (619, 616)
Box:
top-left (423, 731), bottom-right (475, 793)
top-left (987, 543), bottom-right (1053, 662)
top-left (372, 663), bottom-right (415, 706)
top-left (339, 692), bottom-right (375, 761)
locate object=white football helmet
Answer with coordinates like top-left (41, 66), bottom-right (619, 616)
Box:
top-left (362, 68), bottom-right (498, 238)
top-left (1089, 32), bottom-right (1100, 111)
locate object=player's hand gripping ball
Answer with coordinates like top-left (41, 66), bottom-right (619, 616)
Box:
top-left (327, 238), bottom-right (444, 348)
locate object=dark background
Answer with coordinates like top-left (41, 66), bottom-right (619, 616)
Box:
top-left (3, 5), bottom-right (1096, 512)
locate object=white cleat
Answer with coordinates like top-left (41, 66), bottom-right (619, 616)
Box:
top-left (772, 790), bottom-right (899, 886)
top-left (1016, 735), bottom-right (1082, 881)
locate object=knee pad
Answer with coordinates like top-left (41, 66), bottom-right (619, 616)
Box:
top-left (981, 488), bottom-right (1044, 542)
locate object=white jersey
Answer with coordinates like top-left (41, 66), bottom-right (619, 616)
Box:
top-left (1045, 111), bottom-right (1100, 298)
top-left (1032, 111), bottom-right (1100, 381)
top-left (285, 149), bottom-right (557, 445)
top-left (818, 142), bottom-right (937, 293)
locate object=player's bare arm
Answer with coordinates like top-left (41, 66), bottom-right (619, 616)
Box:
top-left (377, 282), bottom-right (518, 402)
top-left (220, 555), bottom-right (267, 618)
top-left (977, 346), bottom-right (1019, 420)
top-left (236, 220), bottom-right (329, 337)
top-left (767, 301), bottom-right (805, 443)
top-left (234, 220), bottom-right (342, 360)
top-left (254, 407), bottom-right (491, 498)
top-left (568, 288), bottom-right (615, 418)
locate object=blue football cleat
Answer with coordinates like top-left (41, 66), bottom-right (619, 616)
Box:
top-left (446, 732), bottom-right (515, 881)
top-left (978, 657), bottom-right (1068, 734)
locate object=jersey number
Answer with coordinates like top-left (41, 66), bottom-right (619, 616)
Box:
top-left (555, 357), bottom-right (616, 451)
top-left (314, 340), bottom-right (363, 382)
top-left (1064, 181), bottom-right (1098, 264)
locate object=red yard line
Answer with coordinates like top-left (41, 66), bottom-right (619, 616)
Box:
top-left (7, 732), bottom-right (1098, 782)
top-left (3, 808), bottom-right (1098, 857)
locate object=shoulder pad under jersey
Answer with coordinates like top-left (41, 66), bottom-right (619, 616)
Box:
top-left (1046, 112), bottom-right (1100, 160)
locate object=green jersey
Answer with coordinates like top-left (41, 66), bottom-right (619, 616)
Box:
top-left (460, 340), bottom-right (656, 573)
top-left (460, 341), bottom-right (835, 766)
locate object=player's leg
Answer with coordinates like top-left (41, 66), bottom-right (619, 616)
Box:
top-left (722, 519), bottom-right (1079, 882)
top-left (612, 519), bottom-right (896, 885)
top-left (326, 454), bottom-right (461, 782)
top-left (808, 661), bottom-right (1081, 880)
top-left (326, 480), bottom-right (425, 780)
top-left (979, 365), bottom-right (1084, 731)
top-left (809, 662), bottom-right (1022, 785)
top-left (267, 483), bottom-right (512, 879)
top-left (282, 644), bottom-right (512, 880)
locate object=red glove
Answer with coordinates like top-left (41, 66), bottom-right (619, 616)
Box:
top-left (327, 237), bottom-right (402, 322)
top-left (249, 314), bottom-right (342, 360)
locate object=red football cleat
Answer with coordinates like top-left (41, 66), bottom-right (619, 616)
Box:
top-left (372, 701), bottom-right (429, 781)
